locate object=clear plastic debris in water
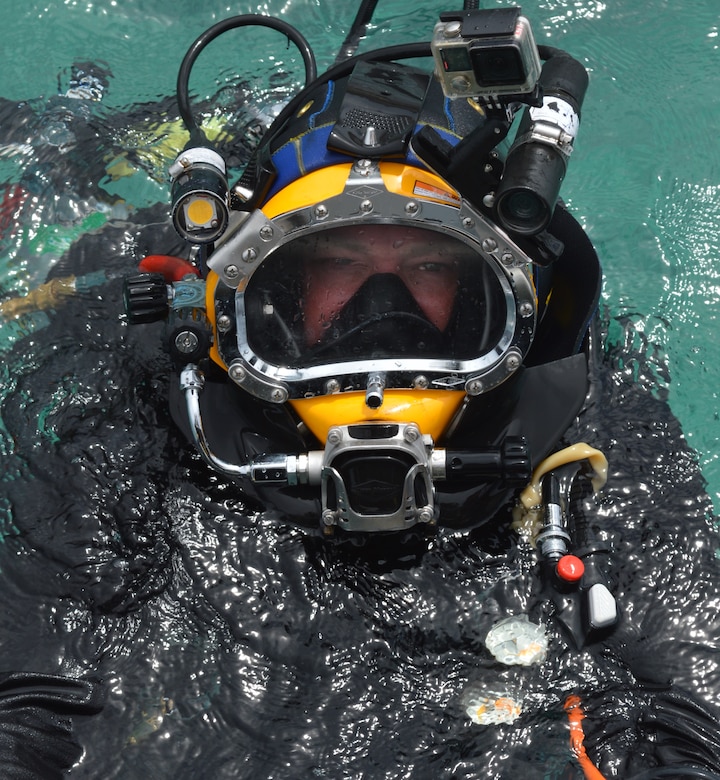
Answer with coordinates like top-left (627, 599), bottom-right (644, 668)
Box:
top-left (485, 615), bottom-right (548, 666)
top-left (465, 691), bottom-right (523, 725)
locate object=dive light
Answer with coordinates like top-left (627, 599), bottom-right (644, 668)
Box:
top-left (494, 53), bottom-right (589, 235)
top-left (170, 146), bottom-right (229, 244)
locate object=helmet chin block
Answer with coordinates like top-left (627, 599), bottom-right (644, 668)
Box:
top-left (320, 422), bottom-right (436, 533)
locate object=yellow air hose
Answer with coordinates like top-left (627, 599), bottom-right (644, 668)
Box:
top-left (512, 443), bottom-right (608, 540)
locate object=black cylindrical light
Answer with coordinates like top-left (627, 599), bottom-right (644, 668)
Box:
top-left (495, 53), bottom-right (589, 236)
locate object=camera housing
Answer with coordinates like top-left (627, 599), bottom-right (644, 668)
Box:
top-left (431, 7), bottom-right (541, 99)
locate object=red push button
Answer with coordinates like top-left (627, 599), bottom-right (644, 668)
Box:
top-left (556, 554), bottom-right (585, 583)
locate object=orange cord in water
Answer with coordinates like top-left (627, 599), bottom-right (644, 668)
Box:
top-left (564, 695), bottom-right (607, 780)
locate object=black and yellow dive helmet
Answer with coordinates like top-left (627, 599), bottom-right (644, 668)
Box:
top-left (124, 6), bottom-right (602, 536)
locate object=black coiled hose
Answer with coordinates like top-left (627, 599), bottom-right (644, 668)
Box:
top-left (176, 15), bottom-right (318, 145)
top-left (334, 0), bottom-right (381, 64)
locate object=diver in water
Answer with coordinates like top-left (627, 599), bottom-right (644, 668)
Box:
top-left (0, 62), bottom-right (116, 227)
top-left (0, 59), bottom-right (281, 254)
top-left (125, 8), bottom-right (601, 540)
top-left (0, 57), bottom-right (285, 352)
top-left (2, 5), bottom-right (720, 779)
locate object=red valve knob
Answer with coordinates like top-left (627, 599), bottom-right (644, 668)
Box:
top-left (556, 554), bottom-right (585, 583)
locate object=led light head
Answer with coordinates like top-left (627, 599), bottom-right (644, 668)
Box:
top-left (170, 147), bottom-right (229, 244)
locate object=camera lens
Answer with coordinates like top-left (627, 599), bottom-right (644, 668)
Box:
top-left (493, 52), bottom-right (588, 237)
top-left (495, 143), bottom-right (567, 235)
top-left (471, 45), bottom-right (524, 86)
top-left (496, 188), bottom-right (548, 234)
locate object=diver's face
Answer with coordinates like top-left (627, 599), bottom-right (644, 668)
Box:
top-left (302, 224), bottom-right (460, 345)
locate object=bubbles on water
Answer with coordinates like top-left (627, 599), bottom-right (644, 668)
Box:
top-left (538, 0), bottom-right (608, 37)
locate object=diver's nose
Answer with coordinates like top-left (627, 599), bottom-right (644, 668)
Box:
top-left (355, 273), bottom-right (421, 316)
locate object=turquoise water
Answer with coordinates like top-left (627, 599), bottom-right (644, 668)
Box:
top-left (2, 0), bottom-right (720, 506)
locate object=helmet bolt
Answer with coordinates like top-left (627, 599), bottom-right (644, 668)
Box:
top-left (418, 506), bottom-right (434, 523)
top-left (327, 428), bottom-right (342, 445)
top-left (242, 247), bottom-right (258, 263)
top-left (217, 314), bottom-right (233, 332)
top-left (481, 238), bottom-right (497, 253)
top-left (520, 301), bottom-right (534, 318)
top-left (229, 364), bottom-right (246, 382)
top-left (413, 375), bottom-right (429, 389)
top-left (259, 225), bottom-right (274, 240)
top-left (405, 201), bottom-right (419, 216)
top-left (325, 379), bottom-right (341, 393)
top-left (224, 264), bottom-right (239, 279)
top-left (501, 252), bottom-right (515, 266)
top-left (353, 159), bottom-right (373, 175)
top-left (174, 330), bottom-right (199, 354)
top-left (506, 353), bottom-right (522, 371)
top-left (271, 388), bottom-right (288, 403)
top-left (466, 378), bottom-right (483, 395)
top-left (359, 199), bottom-right (373, 214)
top-left (462, 216), bottom-right (475, 229)
top-left (314, 204), bottom-right (328, 219)
top-left (404, 425), bottom-right (420, 443)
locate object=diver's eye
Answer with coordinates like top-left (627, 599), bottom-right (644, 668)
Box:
top-left (328, 256), bottom-right (361, 268)
top-left (312, 255), bottom-right (365, 270)
top-left (312, 255), bottom-right (372, 283)
top-left (401, 257), bottom-right (459, 283)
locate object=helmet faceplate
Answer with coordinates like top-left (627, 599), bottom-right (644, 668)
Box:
top-left (207, 161), bottom-right (536, 410)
